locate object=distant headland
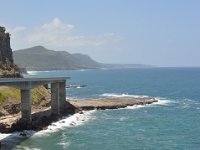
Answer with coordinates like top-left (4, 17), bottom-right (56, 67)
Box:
top-left (13, 46), bottom-right (151, 71)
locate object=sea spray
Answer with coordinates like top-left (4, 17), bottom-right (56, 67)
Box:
top-left (0, 110), bottom-right (96, 150)
top-left (36, 110), bottom-right (96, 135)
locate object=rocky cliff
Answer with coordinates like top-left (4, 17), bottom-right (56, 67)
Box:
top-left (0, 26), bottom-right (21, 77)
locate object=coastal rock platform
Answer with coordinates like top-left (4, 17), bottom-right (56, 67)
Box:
top-left (69, 97), bottom-right (158, 110)
top-left (0, 97), bottom-right (158, 133)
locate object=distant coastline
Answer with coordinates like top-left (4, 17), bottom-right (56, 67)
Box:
top-left (14, 45), bottom-right (152, 71)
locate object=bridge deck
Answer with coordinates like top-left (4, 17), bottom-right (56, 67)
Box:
top-left (0, 77), bottom-right (70, 122)
top-left (0, 77), bottom-right (70, 83)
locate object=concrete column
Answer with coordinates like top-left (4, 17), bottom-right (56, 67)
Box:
top-left (59, 81), bottom-right (66, 113)
top-left (21, 89), bottom-right (32, 122)
top-left (51, 82), bottom-right (60, 115)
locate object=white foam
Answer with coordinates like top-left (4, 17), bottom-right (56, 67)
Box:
top-left (102, 93), bottom-right (175, 105)
top-left (125, 105), bottom-right (146, 109)
top-left (100, 68), bottom-right (108, 70)
top-left (101, 93), bottom-right (148, 98)
top-left (27, 71), bottom-right (38, 75)
top-left (122, 98), bottom-right (173, 110)
top-left (27, 70), bottom-right (52, 75)
top-left (76, 86), bottom-right (83, 89)
top-left (36, 110), bottom-right (96, 135)
top-left (119, 117), bottom-right (128, 121)
top-left (0, 133), bottom-right (11, 140)
top-left (0, 130), bottom-right (36, 141)
top-left (0, 110), bottom-right (96, 142)
top-left (0, 131), bottom-right (38, 150)
top-left (153, 97), bottom-right (174, 106)
top-left (57, 141), bottom-right (70, 149)
top-left (15, 146), bottom-right (41, 150)
top-left (101, 93), bottom-right (175, 108)
top-left (77, 69), bottom-right (86, 72)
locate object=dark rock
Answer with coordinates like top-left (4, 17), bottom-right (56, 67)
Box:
top-left (0, 27), bottom-right (13, 64)
top-left (19, 67), bottom-right (27, 74)
top-left (19, 132), bottom-right (27, 136)
top-left (0, 123), bottom-right (10, 133)
top-left (79, 111), bottom-right (84, 114)
top-left (10, 118), bottom-right (33, 132)
top-left (0, 26), bottom-right (22, 78)
top-left (0, 111), bottom-right (5, 117)
top-left (0, 123), bottom-right (6, 131)
top-left (3, 104), bottom-right (20, 114)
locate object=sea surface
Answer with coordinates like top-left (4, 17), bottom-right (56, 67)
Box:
top-left (2, 68), bottom-right (200, 150)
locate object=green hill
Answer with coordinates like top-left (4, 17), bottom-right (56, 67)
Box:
top-left (13, 46), bottom-right (102, 71)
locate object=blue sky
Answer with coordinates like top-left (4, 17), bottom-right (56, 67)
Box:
top-left (1, 0), bottom-right (200, 67)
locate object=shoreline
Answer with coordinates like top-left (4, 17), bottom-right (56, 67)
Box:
top-left (0, 97), bottom-right (157, 134)
top-left (0, 97), bottom-right (158, 149)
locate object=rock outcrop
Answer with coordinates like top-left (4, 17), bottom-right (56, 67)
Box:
top-left (0, 26), bottom-right (21, 77)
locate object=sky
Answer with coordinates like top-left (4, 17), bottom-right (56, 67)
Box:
top-left (1, 0), bottom-right (200, 67)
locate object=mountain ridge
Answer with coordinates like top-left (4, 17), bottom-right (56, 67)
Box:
top-left (13, 46), bottom-right (152, 71)
top-left (13, 46), bottom-right (102, 71)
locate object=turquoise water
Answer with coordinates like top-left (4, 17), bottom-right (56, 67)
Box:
top-left (15, 68), bottom-right (200, 149)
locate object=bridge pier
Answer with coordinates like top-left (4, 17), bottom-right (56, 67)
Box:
top-left (21, 89), bottom-right (32, 122)
top-left (51, 82), bottom-right (60, 115)
top-left (0, 77), bottom-right (69, 123)
top-left (59, 81), bottom-right (66, 113)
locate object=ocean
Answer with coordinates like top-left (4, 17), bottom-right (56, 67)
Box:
top-left (2, 68), bottom-right (200, 150)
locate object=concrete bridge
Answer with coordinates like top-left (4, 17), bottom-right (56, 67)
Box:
top-left (0, 77), bottom-right (70, 122)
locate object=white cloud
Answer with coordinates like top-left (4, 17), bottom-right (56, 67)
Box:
top-left (5, 18), bottom-right (122, 51)
top-left (27, 18), bottom-right (122, 48)
top-left (11, 26), bottom-right (26, 33)
top-left (28, 18), bottom-right (74, 44)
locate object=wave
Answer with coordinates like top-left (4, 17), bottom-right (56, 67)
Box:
top-left (101, 93), bottom-right (175, 108)
top-left (121, 98), bottom-right (174, 110)
top-left (0, 110), bottom-right (96, 149)
top-left (27, 71), bottom-right (39, 75)
top-left (101, 93), bottom-right (148, 98)
top-left (79, 69), bottom-right (86, 72)
top-left (36, 110), bottom-right (96, 135)
top-left (0, 130), bottom-right (37, 150)
top-left (0, 130), bottom-right (36, 140)
top-left (27, 70), bottom-right (53, 76)
top-left (153, 97), bottom-right (175, 106)
top-left (123, 105), bottom-right (146, 110)
top-left (15, 146), bottom-right (41, 150)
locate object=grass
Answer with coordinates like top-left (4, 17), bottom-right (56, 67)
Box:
top-left (0, 93), bottom-right (6, 103)
top-left (0, 87), bottom-right (20, 104)
top-left (0, 86), bottom-right (50, 105)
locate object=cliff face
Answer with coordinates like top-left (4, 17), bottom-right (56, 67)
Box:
top-left (0, 27), bottom-right (13, 63)
top-left (0, 26), bottom-right (21, 77)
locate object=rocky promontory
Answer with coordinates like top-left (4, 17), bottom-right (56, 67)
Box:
top-left (0, 97), bottom-right (158, 133)
top-left (0, 26), bottom-right (21, 77)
